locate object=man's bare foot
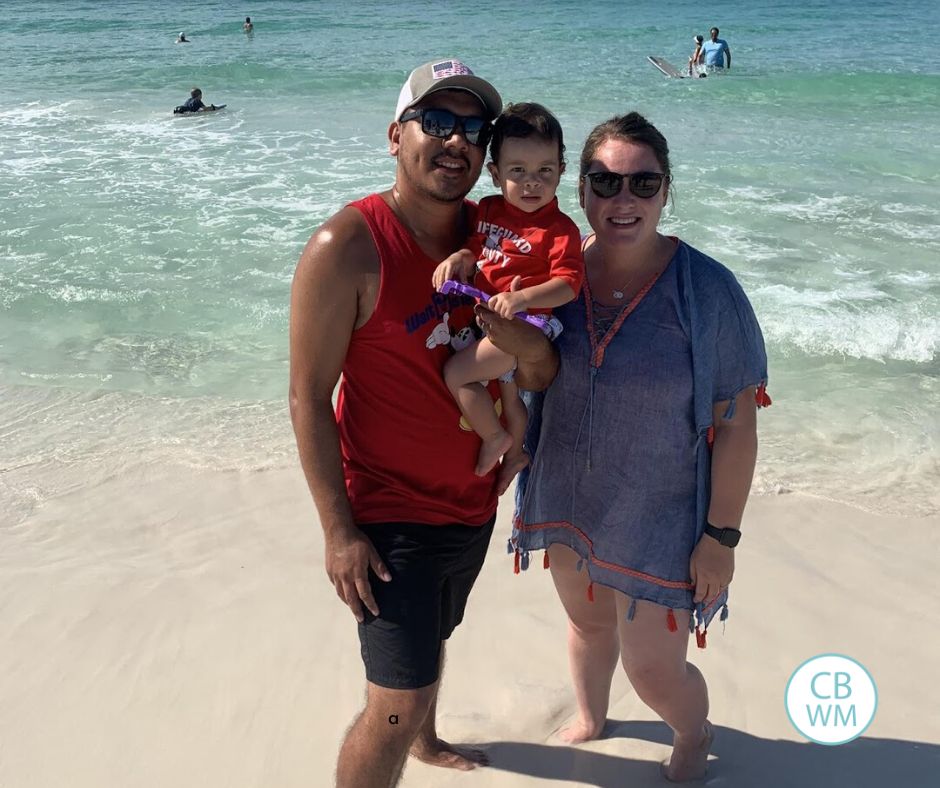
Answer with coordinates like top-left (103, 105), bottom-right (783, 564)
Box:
top-left (409, 736), bottom-right (488, 770)
top-left (661, 720), bottom-right (713, 782)
top-left (496, 451), bottom-right (530, 495)
top-left (475, 431), bottom-right (513, 477)
top-left (555, 717), bottom-right (605, 744)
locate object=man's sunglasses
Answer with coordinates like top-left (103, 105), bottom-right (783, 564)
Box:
top-left (399, 107), bottom-right (492, 148)
top-left (582, 171), bottom-right (669, 199)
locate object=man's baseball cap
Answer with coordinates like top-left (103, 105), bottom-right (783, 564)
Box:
top-left (395, 59), bottom-right (502, 121)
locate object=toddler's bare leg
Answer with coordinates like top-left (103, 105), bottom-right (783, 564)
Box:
top-left (495, 378), bottom-right (529, 495)
top-left (443, 338), bottom-right (516, 476)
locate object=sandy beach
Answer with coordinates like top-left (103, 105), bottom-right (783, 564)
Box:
top-left (3, 1), bottom-right (938, 786)
top-left (3, 464), bottom-right (939, 788)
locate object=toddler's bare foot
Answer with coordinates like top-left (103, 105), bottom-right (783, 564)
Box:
top-left (661, 720), bottom-right (713, 782)
top-left (475, 431), bottom-right (513, 477)
top-left (496, 451), bottom-right (530, 495)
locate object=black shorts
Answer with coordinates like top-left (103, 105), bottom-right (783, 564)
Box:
top-left (356, 514), bottom-right (496, 690)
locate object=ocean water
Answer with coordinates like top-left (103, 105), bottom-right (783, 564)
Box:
top-left (2, 0), bottom-right (939, 523)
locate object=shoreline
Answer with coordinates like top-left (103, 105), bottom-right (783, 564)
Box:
top-left (2, 380), bottom-right (936, 524)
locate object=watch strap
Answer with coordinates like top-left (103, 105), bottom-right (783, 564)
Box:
top-left (704, 523), bottom-right (741, 548)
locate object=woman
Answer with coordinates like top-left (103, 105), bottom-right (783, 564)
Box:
top-left (493, 112), bottom-right (769, 781)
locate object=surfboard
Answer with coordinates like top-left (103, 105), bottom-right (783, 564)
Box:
top-left (648, 56), bottom-right (686, 79)
top-left (173, 104), bottom-right (226, 115)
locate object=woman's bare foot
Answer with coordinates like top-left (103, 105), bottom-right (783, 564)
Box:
top-left (555, 717), bottom-right (606, 744)
top-left (661, 721), bottom-right (713, 782)
top-left (475, 431), bottom-right (513, 476)
top-left (496, 451), bottom-right (530, 495)
top-left (409, 736), bottom-right (488, 770)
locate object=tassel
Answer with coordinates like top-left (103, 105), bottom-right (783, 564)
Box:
top-left (688, 614), bottom-right (696, 634)
top-left (587, 582), bottom-right (594, 602)
top-left (706, 426), bottom-right (715, 447)
top-left (695, 626), bottom-right (707, 649)
top-left (626, 598), bottom-right (637, 621)
top-left (506, 538), bottom-right (514, 555)
top-left (576, 559), bottom-right (584, 573)
top-left (543, 551), bottom-right (550, 569)
top-left (513, 550), bottom-right (520, 575)
top-left (666, 609), bottom-right (678, 632)
top-left (720, 604), bottom-right (729, 622)
top-left (755, 383), bottom-right (772, 408)
top-left (521, 551), bottom-right (530, 571)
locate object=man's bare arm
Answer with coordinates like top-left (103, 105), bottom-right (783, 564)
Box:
top-left (289, 208), bottom-right (390, 622)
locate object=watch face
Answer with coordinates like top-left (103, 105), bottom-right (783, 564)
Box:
top-left (721, 529), bottom-right (741, 547)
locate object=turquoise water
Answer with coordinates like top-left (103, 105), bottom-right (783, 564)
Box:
top-left (2, 0), bottom-right (939, 521)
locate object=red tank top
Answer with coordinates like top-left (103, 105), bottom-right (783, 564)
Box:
top-left (337, 194), bottom-right (498, 526)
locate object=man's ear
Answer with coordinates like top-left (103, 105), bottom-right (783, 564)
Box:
top-left (560, 161), bottom-right (567, 176)
top-left (388, 121), bottom-right (401, 156)
top-left (487, 162), bottom-right (500, 188)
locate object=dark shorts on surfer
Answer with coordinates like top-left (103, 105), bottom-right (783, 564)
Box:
top-left (356, 514), bottom-right (496, 690)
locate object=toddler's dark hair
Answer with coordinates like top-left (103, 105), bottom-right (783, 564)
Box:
top-left (489, 102), bottom-right (565, 166)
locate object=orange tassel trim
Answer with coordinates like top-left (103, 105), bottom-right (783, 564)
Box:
top-left (513, 550), bottom-right (520, 575)
top-left (587, 582), bottom-right (594, 602)
top-left (666, 609), bottom-right (678, 632)
top-left (695, 626), bottom-right (708, 649)
top-left (756, 383), bottom-right (772, 407)
top-left (543, 552), bottom-right (550, 569)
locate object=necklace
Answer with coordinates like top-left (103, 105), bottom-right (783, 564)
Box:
top-left (610, 268), bottom-right (641, 300)
top-left (612, 282), bottom-right (630, 300)
top-left (588, 248), bottom-right (644, 301)
top-left (587, 235), bottom-right (672, 301)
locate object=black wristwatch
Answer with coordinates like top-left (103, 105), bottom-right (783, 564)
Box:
top-left (704, 523), bottom-right (741, 548)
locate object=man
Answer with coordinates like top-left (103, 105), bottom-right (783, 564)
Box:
top-left (288, 59), bottom-right (556, 788)
top-left (701, 27), bottom-right (731, 70)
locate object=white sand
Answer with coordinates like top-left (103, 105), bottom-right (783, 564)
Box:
top-left (2, 465), bottom-right (939, 788)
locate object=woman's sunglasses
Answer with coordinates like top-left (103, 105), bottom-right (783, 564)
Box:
top-left (582, 171), bottom-right (669, 199)
top-left (399, 107), bottom-right (492, 148)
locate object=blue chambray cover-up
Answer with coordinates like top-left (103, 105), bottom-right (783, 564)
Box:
top-left (512, 240), bottom-right (768, 637)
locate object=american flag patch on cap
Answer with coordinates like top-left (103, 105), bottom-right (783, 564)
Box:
top-left (431, 60), bottom-right (473, 79)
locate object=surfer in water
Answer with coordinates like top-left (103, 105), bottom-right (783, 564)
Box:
top-left (243, 16), bottom-right (253, 33)
top-left (175, 32), bottom-right (190, 44)
top-left (174, 87), bottom-right (219, 114)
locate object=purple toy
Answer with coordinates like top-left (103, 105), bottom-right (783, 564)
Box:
top-left (439, 279), bottom-right (559, 338)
